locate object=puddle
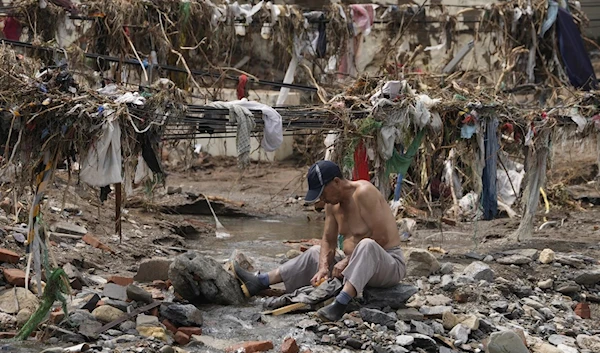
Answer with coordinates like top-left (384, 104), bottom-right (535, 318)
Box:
top-left (193, 215), bottom-right (323, 258)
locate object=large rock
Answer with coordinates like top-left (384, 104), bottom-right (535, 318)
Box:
top-left (92, 305), bottom-right (126, 323)
top-left (396, 308), bottom-right (424, 322)
top-left (126, 285), bottom-right (153, 304)
top-left (462, 261), bottom-right (494, 282)
top-left (0, 312), bottom-right (16, 329)
top-left (160, 303), bottom-right (203, 327)
top-left (487, 330), bottom-right (529, 353)
top-left (51, 221), bottom-right (87, 236)
top-left (359, 308), bottom-right (396, 328)
top-left (169, 252), bottom-right (245, 305)
top-left (405, 249), bottom-right (441, 277)
top-left (363, 284), bottom-right (418, 309)
top-left (503, 248), bottom-right (538, 259)
top-left (135, 257), bottom-right (173, 282)
top-left (539, 249), bottom-right (555, 264)
top-left (574, 269), bottom-right (600, 286)
top-left (496, 255), bottom-right (532, 265)
top-left (576, 335), bottom-right (600, 351)
top-left (0, 287), bottom-right (39, 314)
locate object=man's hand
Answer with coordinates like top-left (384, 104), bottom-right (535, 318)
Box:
top-left (332, 258), bottom-right (349, 279)
top-left (311, 267), bottom-right (329, 286)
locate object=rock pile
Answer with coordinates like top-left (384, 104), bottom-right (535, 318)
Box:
top-left (300, 248), bottom-right (600, 353)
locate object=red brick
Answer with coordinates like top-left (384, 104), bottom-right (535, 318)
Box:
top-left (50, 309), bottom-right (65, 324)
top-left (177, 327), bottom-right (202, 336)
top-left (162, 319), bottom-right (178, 334)
top-left (150, 307), bottom-right (159, 317)
top-left (82, 234), bottom-right (115, 254)
top-left (3, 268), bottom-right (26, 287)
top-left (575, 303), bottom-right (591, 319)
top-left (0, 248), bottom-right (19, 264)
top-left (174, 331), bottom-right (190, 345)
top-left (226, 341), bottom-right (274, 353)
top-left (281, 337), bottom-right (299, 353)
top-left (108, 276), bottom-right (134, 286)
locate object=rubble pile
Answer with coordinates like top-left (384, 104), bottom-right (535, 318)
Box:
top-left (0, 217), bottom-right (598, 353)
top-left (298, 248), bottom-right (600, 353)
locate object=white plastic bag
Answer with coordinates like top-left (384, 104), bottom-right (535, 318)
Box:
top-left (80, 120), bottom-right (123, 187)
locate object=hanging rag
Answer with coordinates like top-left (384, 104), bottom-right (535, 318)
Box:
top-left (139, 131), bottom-right (164, 175)
top-left (385, 129), bottom-right (426, 178)
top-left (316, 14), bottom-right (327, 58)
top-left (349, 4), bottom-right (375, 36)
top-left (207, 101), bottom-right (256, 166)
top-left (3, 17), bottom-right (22, 41)
top-left (556, 7), bottom-right (598, 90)
top-left (80, 120), bottom-right (123, 187)
top-left (352, 140), bottom-right (369, 181)
top-left (482, 117), bottom-right (499, 220)
top-left (229, 99), bottom-right (283, 151)
top-left (237, 74), bottom-right (248, 100)
top-left (540, 1), bottom-right (559, 37)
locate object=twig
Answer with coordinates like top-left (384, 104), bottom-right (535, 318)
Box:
top-left (123, 29), bottom-right (149, 82)
top-left (0, 127), bottom-right (23, 180)
top-left (3, 113), bottom-right (17, 162)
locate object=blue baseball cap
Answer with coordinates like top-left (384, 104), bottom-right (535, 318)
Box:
top-left (305, 160), bottom-right (342, 204)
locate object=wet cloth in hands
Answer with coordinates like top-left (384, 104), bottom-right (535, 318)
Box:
top-left (263, 278), bottom-right (343, 310)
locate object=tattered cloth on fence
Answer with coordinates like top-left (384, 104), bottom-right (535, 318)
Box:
top-left (80, 119), bottom-right (123, 187)
top-left (263, 278), bottom-right (343, 310)
top-left (556, 7), bottom-right (598, 90)
top-left (229, 99), bottom-right (283, 152)
top-left (482, 117), bottom-right (499, 220)
top-left (207, 101), bottom-right (256, 166)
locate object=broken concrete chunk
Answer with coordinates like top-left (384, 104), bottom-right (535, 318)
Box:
top-left (462, 261), bottom-right (494, 282)
top-left (496, 254), bottom-right (532, 265)
top-left (134, 257), bottom-right (173, 282)
top-left (405, 248), bottom-right (441, 277)
top-left (487, 330), bottom-right (529, 353)
top-left (103, 283), bottom-right (128, 301)
top-left (51, 221), bottom-right (87, 236)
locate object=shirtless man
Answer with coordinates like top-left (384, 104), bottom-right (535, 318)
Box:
top-left (233, 160), bottom-right (406, 321)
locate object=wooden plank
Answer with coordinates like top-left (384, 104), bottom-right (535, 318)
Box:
top-left (94, 301), bottom-right (161, 335)
top-left (261, 302), bottom-right (309, 316)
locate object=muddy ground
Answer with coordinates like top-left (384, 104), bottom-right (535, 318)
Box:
top-left (1, 140), bottom-right (600, 294)
top-left (2, 135), bottom-right (600, 352)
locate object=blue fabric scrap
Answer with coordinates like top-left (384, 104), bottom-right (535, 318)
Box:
top-left (482, 117), bottom-right (499, 220)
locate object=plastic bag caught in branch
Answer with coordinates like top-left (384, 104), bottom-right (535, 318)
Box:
top-left (80, 120), bottom-right (123, 187)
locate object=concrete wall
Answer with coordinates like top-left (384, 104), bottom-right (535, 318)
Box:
top-left (581, 0), bottom-right (600, 38)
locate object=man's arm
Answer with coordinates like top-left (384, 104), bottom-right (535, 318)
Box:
top-left (356, 186), bottom-right (390, 248)
top-left (318, 204), bottom-right (338, 272)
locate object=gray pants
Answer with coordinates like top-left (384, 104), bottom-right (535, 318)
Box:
top-left (279, 238), bottom-right (406, 294)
